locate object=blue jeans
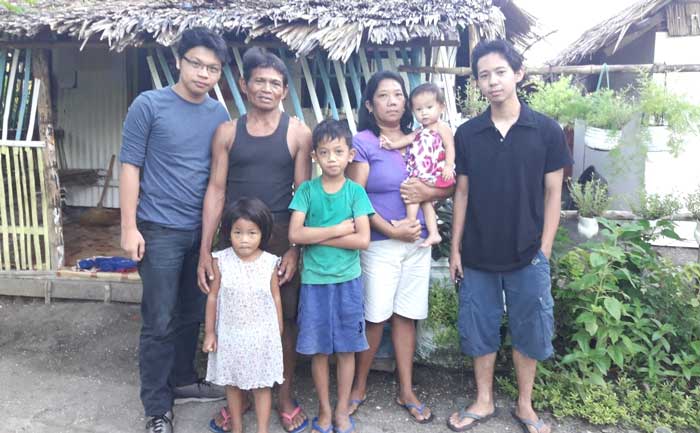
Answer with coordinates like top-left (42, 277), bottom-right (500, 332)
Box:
top-left (137, 220), bottom-right (205, 416)
top-left (458, 250), bottom-right (554, 361)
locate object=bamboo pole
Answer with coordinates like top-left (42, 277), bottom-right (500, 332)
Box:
top-left (332, 60), bottom-right (356, 134)
top-left (33, 49), bottom-right (63, 270)
top-left (300, 57), bottom-right (323, 123)
top-left (398, 63), bottom-right (700, 77)
top-left (3, 50), bottom-right (20, 268)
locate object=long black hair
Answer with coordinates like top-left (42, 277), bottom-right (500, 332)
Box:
top-left (219, 197), bottom-right (274, 250)
top-left (357, 70), bottom-right (413, 137)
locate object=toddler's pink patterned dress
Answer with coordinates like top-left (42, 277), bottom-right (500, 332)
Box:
top-left (405, 127), bottom-right (455, 188)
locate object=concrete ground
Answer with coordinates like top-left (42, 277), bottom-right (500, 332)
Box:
top-left (0, 297), bottom-right (650, 433)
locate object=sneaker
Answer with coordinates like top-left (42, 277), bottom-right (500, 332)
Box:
top-left (145, 411), bottom-right (173, 433)
top-left (173, 379), bottom-right (225, 404)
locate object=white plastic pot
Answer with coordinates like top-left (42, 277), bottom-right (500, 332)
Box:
top-left (584, 126), bottom-right (621, 151)
top-left (577, 216), bottom-right (599, 239)
top-left (647, 125), bottom-right (671, 152)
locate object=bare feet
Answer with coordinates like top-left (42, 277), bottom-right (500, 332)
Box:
top-left (419, 232), bottom-right (441, 248)
top-left (447, 401), bottom-right (495, 430)
top-left (348, 387), bottom-right (367, 416)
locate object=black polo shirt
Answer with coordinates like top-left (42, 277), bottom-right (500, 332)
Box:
top-left (454, 103), bottom-right (573, 272)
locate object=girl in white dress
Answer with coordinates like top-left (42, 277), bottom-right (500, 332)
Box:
top-left (203, 197), bottom-right (284, 433)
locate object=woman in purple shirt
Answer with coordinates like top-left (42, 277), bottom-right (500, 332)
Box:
top-left (347, 71), bottom-right (453, 424)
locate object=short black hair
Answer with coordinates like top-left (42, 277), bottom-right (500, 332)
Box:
top-left (311, 119), bottom-right (353, 151)
top-left (242, 47), bottom-right (288, 86)
top-left (357, 70), bottom-right (414, 137)
top-left (219, 197), bottom-right (274, 250)
top-left (470, 39), bottom-right (524, 77)
top-left (177, 27), bottom-right (229, 64)
top-left (409, 82), bottom-right (446, 106)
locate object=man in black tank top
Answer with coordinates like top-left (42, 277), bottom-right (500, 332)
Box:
top-left (198, 48), bottom-right (312, 433)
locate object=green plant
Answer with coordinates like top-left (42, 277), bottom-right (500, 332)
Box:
top-left (637, 75), bottom-right (700, 155)
top-left (527, 76), bottom-right (586, 127)
top-left (0, 0), bottom-right (35, 13)
top-left (456, 81), bottom-right (488, 118)
top-left (583, 88), bottom-right (634, 130)
top-left (426, 279), bottom-right (459, 347)
top-left (568, 178), bottom-right (611, 217)
top-left (686, 186), bottom-right (700, 221)
top-left (631, 191), bottom-right (682, 220)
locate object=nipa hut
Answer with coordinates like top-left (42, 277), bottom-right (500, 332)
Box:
top-left (0, 0), bottom-right (534, 300)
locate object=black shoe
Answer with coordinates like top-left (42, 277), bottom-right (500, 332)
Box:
top-left (145, 411), bottom-right (173, 433)
top-left (173, 379), bottom-right (225, 404)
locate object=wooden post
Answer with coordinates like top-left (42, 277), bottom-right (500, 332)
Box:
top-left (398, 63), bottom-right (700, 77)
top-left (32, 49), bottom-right (63, 270)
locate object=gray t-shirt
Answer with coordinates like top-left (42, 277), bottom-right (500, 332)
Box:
top-left (120, 86), bottom-right (229, 230)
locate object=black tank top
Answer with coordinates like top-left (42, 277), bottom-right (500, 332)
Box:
top-left (225, 113), bottom-right (294, 219)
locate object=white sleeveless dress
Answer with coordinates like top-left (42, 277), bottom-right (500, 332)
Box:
top-left (205, 248), bottom-right (284, 389)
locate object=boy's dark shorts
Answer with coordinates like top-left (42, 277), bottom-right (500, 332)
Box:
top-left (296, 276), bottom-right (368, 355)
top-left (457, 250), bottom-right (554, 361)
top-left (266, 223), bottom-right (301, 321)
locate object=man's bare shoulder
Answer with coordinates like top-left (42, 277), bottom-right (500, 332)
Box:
top-left (289, 116), bottom-right (311, 136)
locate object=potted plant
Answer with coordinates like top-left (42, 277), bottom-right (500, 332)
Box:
top-left (567, 178), bottom-right (611, 238)
top-left (686, 186), bottom-right (700, 246)
top-left (637, 76), bottom-right (700, 155)
top-left (527, 76), bottom-right (586, 129)
top-left (583, 88), bottom-right (634, 151)
top-left (631, 191), bottom-right (682, 223)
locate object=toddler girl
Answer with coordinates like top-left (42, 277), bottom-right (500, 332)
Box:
top-left (381, 82), bottom-right (455, 247)
top-left (203, 197), bottom-right (283, 433)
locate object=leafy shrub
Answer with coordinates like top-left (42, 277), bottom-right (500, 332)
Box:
top-left (527, 76), bottom-right (587, 127)
top-left (631, 191), bottom-right (682, 220)
top-left (686, 186), bottom-right (700, 221)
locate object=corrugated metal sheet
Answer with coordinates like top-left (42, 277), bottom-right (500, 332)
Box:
top-left (54, 47), bottom-right (127, 208)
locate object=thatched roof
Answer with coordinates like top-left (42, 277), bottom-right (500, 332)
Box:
top-left (553, 0), bottom-right (671, 65)
top-left (0, 0), bottom-right (535, 61)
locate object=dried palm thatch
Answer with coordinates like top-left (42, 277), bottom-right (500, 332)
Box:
top-left (0, 0), bottom-right (535, 61)
top-left (553, 0), bottom-right (671, 65)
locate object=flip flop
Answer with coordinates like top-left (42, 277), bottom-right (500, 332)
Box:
top-left (279, 400), bottom-right (309, 433)
top-left (348, 396), bottom-right (366, 416)
top-left (208, 402), bottom-right (252, 433)
top-left (511, 409), bottom-right (547, 433)
top-left (333, 416), bottom-right (356, 433)
top-left (208, 407), bottom-right (232, 433)
top-left (446, 407), bottom-right (499, 432)
top-left (310, 417), bottom-right (333, 433)
top-left (395, 398), bottom-right (435, 424)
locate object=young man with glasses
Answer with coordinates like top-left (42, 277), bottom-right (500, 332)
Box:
top-left (120, 27), bottom-right (231, 433)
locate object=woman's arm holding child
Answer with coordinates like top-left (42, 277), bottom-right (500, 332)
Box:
top-left (270, 269), bottom-right (283, 335)
top-left (288, 211), bottom-right (356, 245)
top-left (202, 258), bottom-right (221, 353)
top-left (438, 121), bottom-right (456, 181)
top-left (319, 215), bottom-right (371, 250)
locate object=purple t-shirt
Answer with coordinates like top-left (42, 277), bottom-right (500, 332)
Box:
top-left (352, 129), bottom-right (426, 241)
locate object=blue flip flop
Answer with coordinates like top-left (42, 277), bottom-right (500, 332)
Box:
top-left (333, 416), bottom-right (356, 433)
top-left (348, 396), bottom-right (366, 416)
top-left (311, 417), bottom-right (333, 433)
top-left (396, 399), bottom-right (435, 424)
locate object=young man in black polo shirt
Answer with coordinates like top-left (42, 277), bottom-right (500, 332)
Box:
top-left (447, 40), bottom-right (572, 433)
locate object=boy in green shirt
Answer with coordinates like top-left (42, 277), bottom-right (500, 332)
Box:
top-left (288, 120), bottom-right (374, 433)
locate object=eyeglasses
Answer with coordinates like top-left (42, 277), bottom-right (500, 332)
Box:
top-left (181, 56), bottom-right (222, 75)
